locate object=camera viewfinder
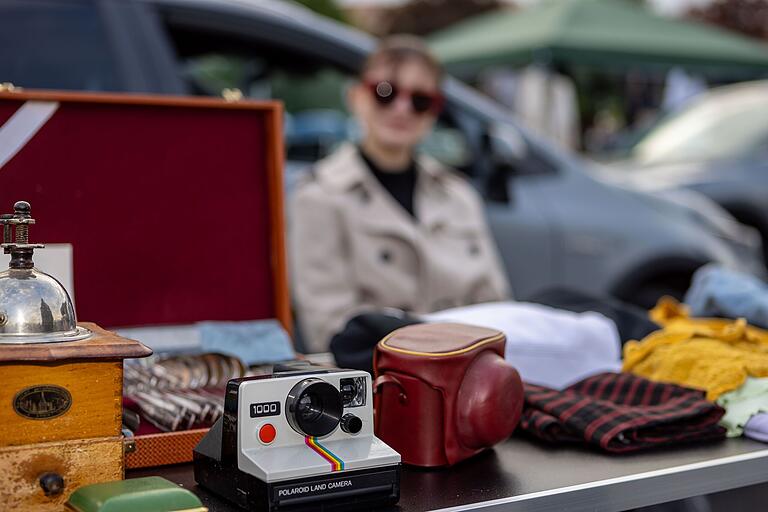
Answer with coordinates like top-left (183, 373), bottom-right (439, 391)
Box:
top-left (340, 377), bottom-right (366, 408)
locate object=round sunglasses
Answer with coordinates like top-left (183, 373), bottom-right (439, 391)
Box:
top-left (363, 80), bottom-right (444, 115)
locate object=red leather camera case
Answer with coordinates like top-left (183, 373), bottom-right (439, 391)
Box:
top-left (373, 323), bottom-right (524, 467)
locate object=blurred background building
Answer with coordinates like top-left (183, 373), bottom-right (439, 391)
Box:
top-left (300, 0), bottom-right (768, 154)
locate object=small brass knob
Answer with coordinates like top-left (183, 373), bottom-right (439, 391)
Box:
top-left (14, 201), bottom-right (31, 216)
top-left (39, 472), bottom-right (65, 497)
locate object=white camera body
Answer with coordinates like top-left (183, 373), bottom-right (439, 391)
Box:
top-left (194, 364), bottom-right (401, 511)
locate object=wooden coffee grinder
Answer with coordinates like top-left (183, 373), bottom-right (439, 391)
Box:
top-left (0, 201), bottom-right (152, 511)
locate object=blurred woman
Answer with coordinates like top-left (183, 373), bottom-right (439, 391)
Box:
top-left (289, 35), bottom-right (509, 352)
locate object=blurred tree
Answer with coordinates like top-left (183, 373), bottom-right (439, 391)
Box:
top-left (688, 0), bottom-right (768, 41)
top-left (384, 0), bottom-right (508, 36)
top-left (293, 0), bottom-right (347, 23)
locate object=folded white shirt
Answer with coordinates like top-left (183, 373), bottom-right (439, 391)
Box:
top-left (422, 301), bottom-right (622, 389)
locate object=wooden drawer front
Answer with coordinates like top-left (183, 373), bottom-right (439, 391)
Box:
top-left (0, 361), bottom-right (122, 447)
top-left (0, 436), bottom-right (123, 511)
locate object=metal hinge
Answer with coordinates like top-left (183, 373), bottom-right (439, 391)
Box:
top-left (123, 438), bottom-right (136, 454)
top-left (122, 428), bottom-right (137, 454)
top-left (0, 82), bottom-right (22, 92)
top-left (221, 88), bottom-right (243, 102)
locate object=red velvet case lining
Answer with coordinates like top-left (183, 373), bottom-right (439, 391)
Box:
top-left (0, 99), bottom-right (276, 328)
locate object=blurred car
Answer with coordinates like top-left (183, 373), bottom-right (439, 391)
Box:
top-left (604, 80), bottom-right (768, 262)
top-left (0, 0), bottom-right (762, 311)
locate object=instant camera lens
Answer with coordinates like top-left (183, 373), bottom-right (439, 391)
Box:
top-left (297, 393), bottom-right (323, 422)
top-left (286, 378), bottom-right (342, 437)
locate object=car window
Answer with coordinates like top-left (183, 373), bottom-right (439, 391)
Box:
top-left (490, 122), bottom-right (558, 177)
top-left (632, 86), bottom-right (768, 164)
top-left (160, 21), bottom-right (353, 163)
top-left (421, 122), bottom-right (473, 170)
top-left (0, 0), bottom-right (119, 91)
top-left (160, 20), bottom-right (476, 177)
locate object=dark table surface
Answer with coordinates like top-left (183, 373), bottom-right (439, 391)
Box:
top-left (129, 436), bottom-right (768, 512)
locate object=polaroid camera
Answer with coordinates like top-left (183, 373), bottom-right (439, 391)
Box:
top-left (194, 362), bottom-right (401, 511)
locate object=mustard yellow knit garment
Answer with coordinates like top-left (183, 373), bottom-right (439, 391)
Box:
top-left (622, 297), bottom-right (768, 400)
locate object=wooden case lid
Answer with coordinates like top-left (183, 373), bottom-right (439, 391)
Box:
top-left (378, 323), bottom-right (504, 357)
top-left (0, 90), bottom-right (289, 333)
top-left (0, 322), bottom-right (152, 362)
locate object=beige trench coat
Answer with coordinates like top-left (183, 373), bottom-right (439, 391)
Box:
top-left (289, 144), bottom-right (511, 352)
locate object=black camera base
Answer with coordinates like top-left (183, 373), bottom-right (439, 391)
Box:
top-left (194, 420), bottom-right (401, 512)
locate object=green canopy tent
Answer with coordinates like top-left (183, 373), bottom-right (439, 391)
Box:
top-left (429, 0), bottom-right (768, 78)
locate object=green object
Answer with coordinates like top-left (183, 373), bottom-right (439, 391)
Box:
top-left (293, 0), bottom-right (346, 23)
top-left (66, 477), bottom-right (206, 512)
top-left (716, 377), bottom-right (768, 437)
top-left (429, 0), bottom-right (768, 77)
top-left (270, 68), bottom-right (349, 113)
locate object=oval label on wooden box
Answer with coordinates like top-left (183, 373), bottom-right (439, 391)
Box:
top-left (13, 385), bottom-right (72, 420)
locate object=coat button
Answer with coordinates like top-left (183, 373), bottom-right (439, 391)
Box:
top-left (431, 222), bottom-right (445, 234)
top-left (358, 188), bottom-right (371, 204)
top-left (469, 243), bottom-right (480, 256)
top-left (380, 249), bottom-right (392, 263)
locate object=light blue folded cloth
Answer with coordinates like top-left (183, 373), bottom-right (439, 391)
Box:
top-left (685, 264), bottom-right (768, 329)
top-left (198, 319), bottom-right (295, 365)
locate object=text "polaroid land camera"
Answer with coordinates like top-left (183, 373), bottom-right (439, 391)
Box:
top-left (194, 363), bottom-right (401, 511)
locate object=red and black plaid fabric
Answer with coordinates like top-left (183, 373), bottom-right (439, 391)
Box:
top-left (518, 372), bottom-right (726, 453)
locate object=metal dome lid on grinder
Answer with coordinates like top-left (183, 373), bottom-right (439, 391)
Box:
top-left (0, 200), bottom-right (152, 512)
top-left (0, 200), bottom-right (90, 343)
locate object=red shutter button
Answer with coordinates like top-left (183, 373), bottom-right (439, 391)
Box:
top-left (259, 423), bottom-right (277, 445)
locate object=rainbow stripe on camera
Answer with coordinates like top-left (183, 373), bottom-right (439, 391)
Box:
top-left (305, 436), bottom-right (345, 472)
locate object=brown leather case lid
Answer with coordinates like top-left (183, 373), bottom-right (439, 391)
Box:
top-left (379, 323), bottom-right (504, 356)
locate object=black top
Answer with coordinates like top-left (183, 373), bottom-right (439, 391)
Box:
top-left (359, 148), bottom-right (417, 219)
top-left (129, 438), bottom-right (768, 512)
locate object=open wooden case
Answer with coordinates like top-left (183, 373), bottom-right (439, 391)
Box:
top-left (0, 90), bottom-right (291, 469)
